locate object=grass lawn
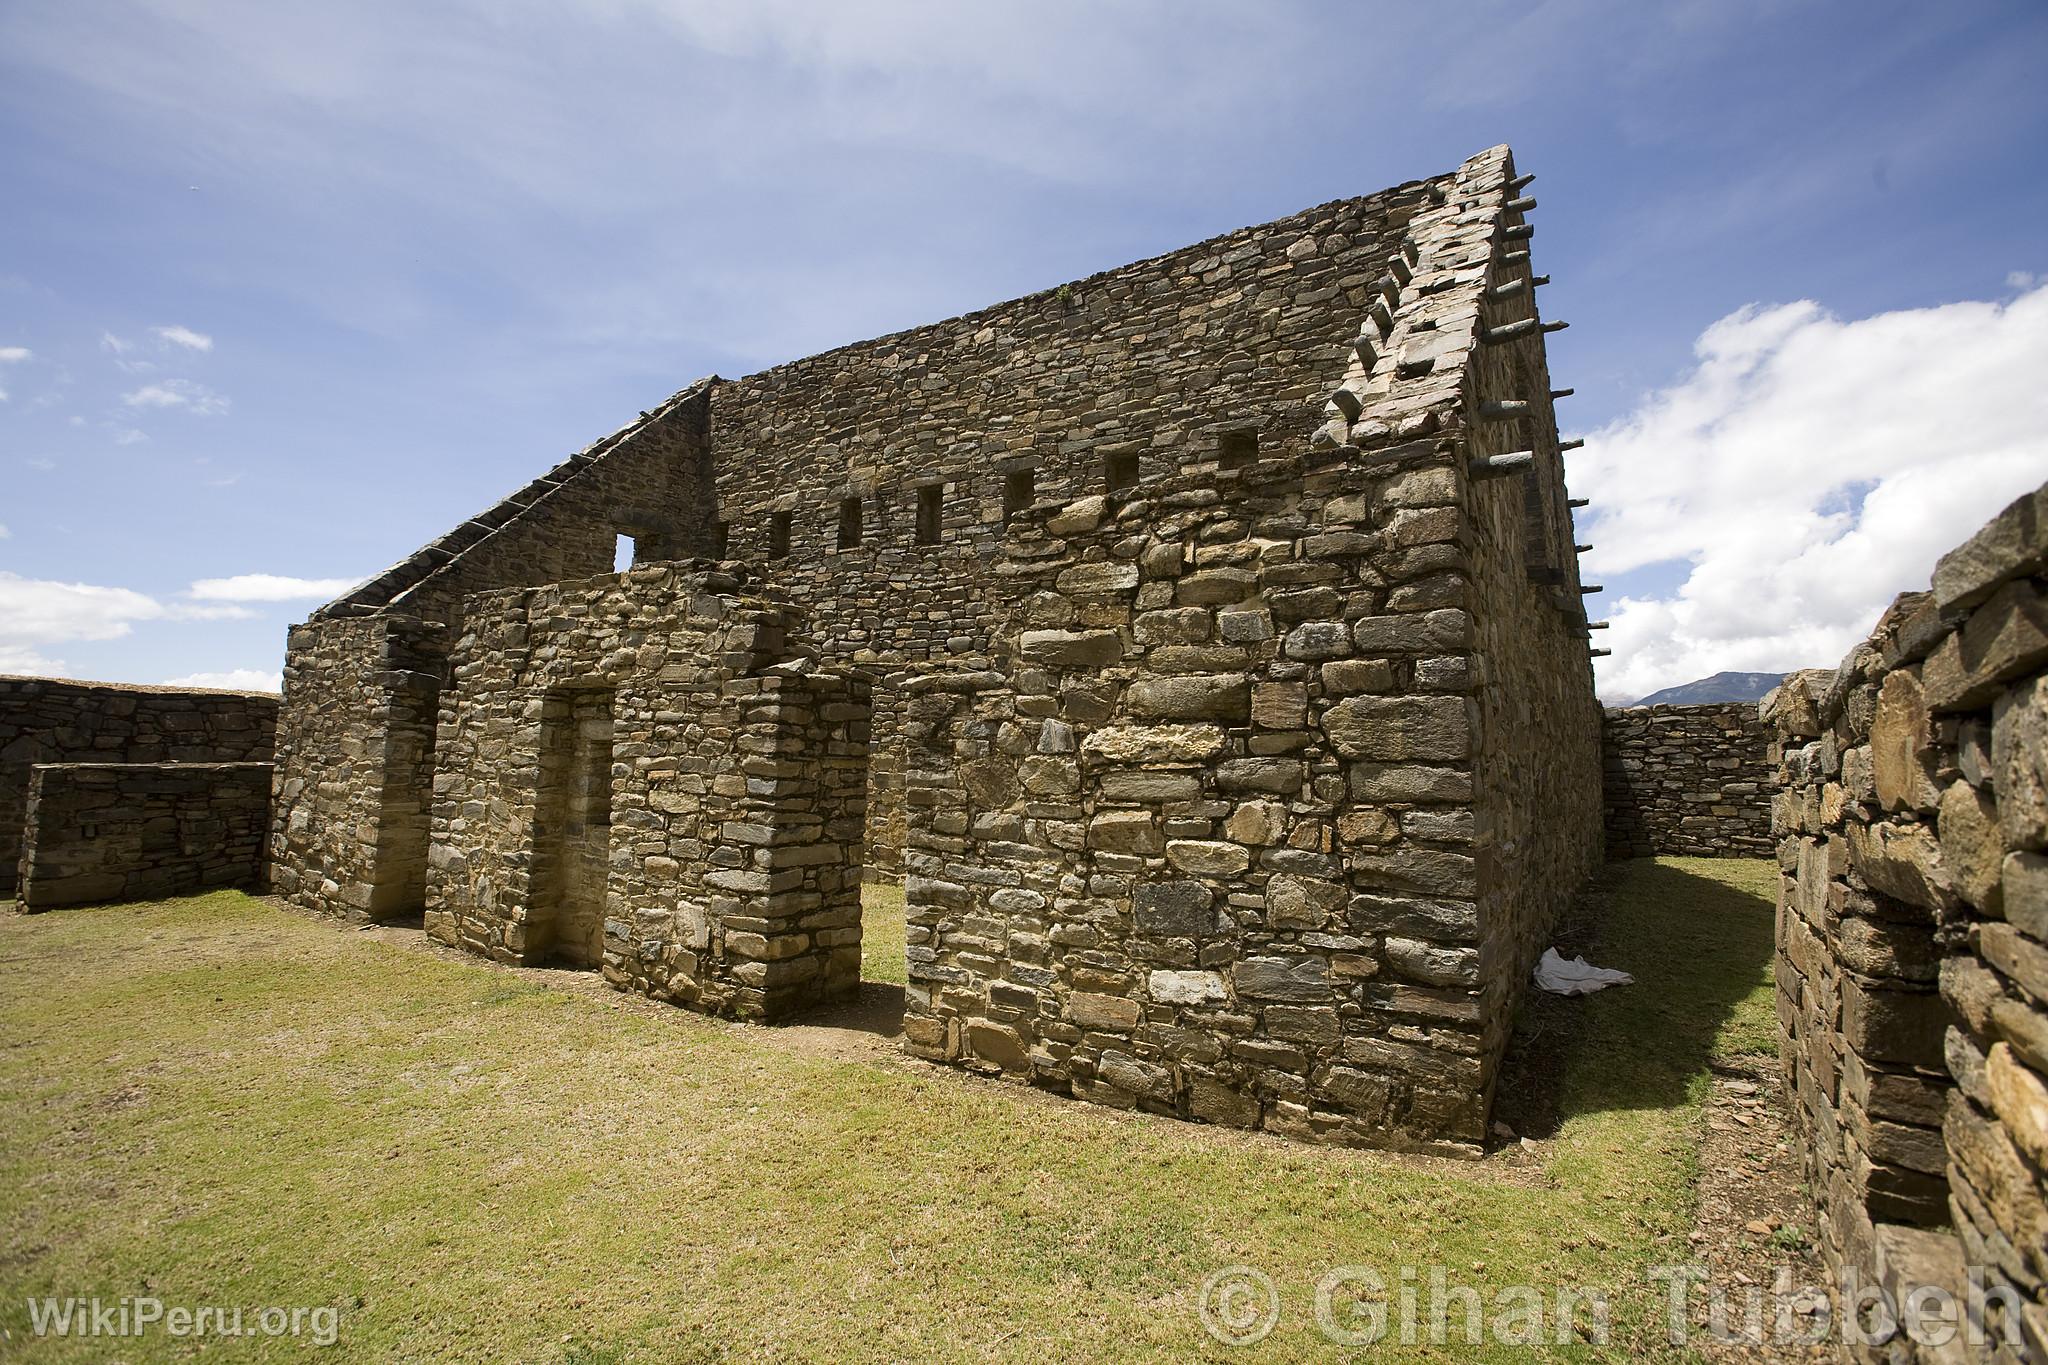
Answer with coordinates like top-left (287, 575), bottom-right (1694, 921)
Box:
top-left (0, 857), bottom-right (1777, 1362)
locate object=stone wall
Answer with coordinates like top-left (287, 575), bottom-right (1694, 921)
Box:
top-left (16, 762), bottom-right (272, 910)
top-left (897, 145), bottom-right (1602, 1153)
top-left (1601, 703), bottom-right (1774, 858)
top-left (1, 676), bottom-right (276, 899)
top-left (268, 613), bottom-right (448, 920)
top-left (1771, 481), bottom-right (2048, 1354)
top-left (425, 565), bottom-right (869, 1020)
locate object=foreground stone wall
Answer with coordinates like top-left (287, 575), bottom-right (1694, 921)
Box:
top-left (1601, 703), bottom-right (1774, 858)
top-left (1772, 481), bottom-right (2048, 1353)
top-left (425, 566), bottom-right (869, 1020)
top-left (0, 676), bottom-right (276, 900)
top-left (17, 762), bottom-right (271, 910)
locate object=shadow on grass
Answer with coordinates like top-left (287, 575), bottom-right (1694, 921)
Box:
top-left (1493, 856), bottom-right (1779, 1141)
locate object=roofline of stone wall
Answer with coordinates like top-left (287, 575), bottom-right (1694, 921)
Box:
top-left (0, 673), bottom-right (281, 699)
top-left (309, 376), bottom-right (720, 622)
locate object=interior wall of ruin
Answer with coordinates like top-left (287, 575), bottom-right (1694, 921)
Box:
top-left (1772, 481), bottom-right (2047, 1348)
top-left (425, 566), bottom-right (869, 1020)
top-left (0, 676), bottom-right (276, 900)
top-left (17, 761), bottom-right (273, 910)
top-left (1601, 703), bottom-right (1775, 859)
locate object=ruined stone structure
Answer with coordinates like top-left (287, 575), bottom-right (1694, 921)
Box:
top-left (269, 145), bottom-right (1604, 1149)
top-left (2, 676), bottom-right (277, 902)
top-left (17, 762), bottom-right (272, 910)
top-left (1771, 482), bottom-right (2048, 1357)
top-left (1600, 703), bottom-right (1774, 859)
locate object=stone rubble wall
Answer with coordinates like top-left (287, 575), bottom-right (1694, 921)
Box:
top-left (1601, 703), bottom-right (1774, 858)
top-left (425, 566), bottom-right (869, 1021)
top-left (0, 676), bottom-right (277, 900)
top-left (16, 761), bottom-right (272, 910)
top-left (898, 145), bottom-right (1602, 1153)
top-left (268, 614), bottom-right (448, 920)
top-left (1771, 481), bottom-right (2048, 1355)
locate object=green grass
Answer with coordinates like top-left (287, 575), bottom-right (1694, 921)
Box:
top-left (0, 857), bottom-right (1777, 1362)
top-left (860, 880), bottom-right (906, 986)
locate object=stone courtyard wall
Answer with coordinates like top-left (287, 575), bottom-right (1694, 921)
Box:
top-left (1771, 481), bottom-right (2048, 1354)
top-left (1601, 703), bottom-right (1774, 858)
top-left (0, 676), bottom-right (276, 900)
top-left (425, 566), bottom-right (869, 1020)
top-left (17, 762), bottom-right (271, 910)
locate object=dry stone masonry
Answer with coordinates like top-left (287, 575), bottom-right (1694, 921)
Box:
top-left (1600, 703), bottom-right (1774, 858)
top-left (1770, 481), bottom-right (2048, 1357)
top-left (265, 144), bottom-right (1606, 1150)
top-left (16, 762), bottom-right (272, 910)
top-left (2, 676), bottom-right (277, 904)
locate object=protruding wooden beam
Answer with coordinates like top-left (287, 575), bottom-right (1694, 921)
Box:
top-left (1488, 279), bottom-right (1529, 300)
top-left (1351, 333), bottom-right (1378, 368)
top-left (1501, 250), bottom-right (1530, 265)
top-left (1388, 255), bottom-right (1413, 286)
top-left (1469, 451), bottom-right (1535, 479)
top-left (1480, 318), bottom-right (1569, 344)
top-left (1480, 400), bottom-right (1531, 420)
top-left (1559, 437), bottom-right (1585, 451)
top-left (1510, 172), bottom-right (1536, 191)
top-left (1587, 620), bottom-right (1610, 630)
top-left (1551, 387), bottom-right (1575, 400)
top-left (1326, 388), bottom-right (1363, 420)
top-left (1589, 647), bottom-right (1612, 658)
top-left (1504, 224), bottom-right (1533, 240)
top-left (1581, 584), bottom-right (1603, 594)
top-left (1575, 543), bottom-right (1593, 553)
top-left (1568, 497), bottom-right (1589, 508)
top-left (1505, 195), bottom-right (1537, 212)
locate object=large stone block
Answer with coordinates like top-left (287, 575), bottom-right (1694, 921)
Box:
top-left (1126, 675), bottom-right (1251, 723)
top-left (1321, 695), bottom-right (1470, 762)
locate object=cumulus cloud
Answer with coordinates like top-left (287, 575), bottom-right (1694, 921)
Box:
top-left (0, 346), bottom-right (29, 362)
top-left (162, 668), bottom-right (280, 692)
top-left (152, 324), bottom-right (213, 351)
top-left (188, 573), bottom-right (359, 602)
top-left (0, 571), bottom-right (253, 678)
top-left (0, 524), bottom-right (9, 538)
top-left (99, 331), bottom-right (131, 354)
top-left (121, 378), bottom-right (229, 415)
top-left (1577, 283), bottom-right (2048, 702)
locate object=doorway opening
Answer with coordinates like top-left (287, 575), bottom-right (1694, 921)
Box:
top-left (529, 686), bottom-right (614, 968)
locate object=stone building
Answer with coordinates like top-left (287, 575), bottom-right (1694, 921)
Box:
top-left (269, 144), bottom-right (1606, 1150)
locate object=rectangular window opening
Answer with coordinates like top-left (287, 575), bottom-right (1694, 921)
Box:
top-left (709, 520), bottom-right (729, 559)
top-left (768, 511), bottom-right (792, 559)
top-left (916, 485), bottom-right (944, 545)
top-left (1218, 430), bottom-right (1258, 470)
top-left (1104, 451), bottom-right (1140, 493)
top-left (613, 533), bottom-right (636, 573)
top-left (838, 496), bottom-right (863, 550)
top-left (1003, 468), bottom-right (1036, 526)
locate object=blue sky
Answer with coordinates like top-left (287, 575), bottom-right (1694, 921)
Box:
top-left (2, 0), bottom-right (2045, 698)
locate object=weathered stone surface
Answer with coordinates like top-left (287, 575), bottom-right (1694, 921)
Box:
top-left (1165, 840), bottom-right (1251, 876)
top-left (1871, 670), bottom-right (1939, 813)
top-left (1148, 969), bottom-right (1229, 1006)
top-left (1133, 881), bottom-right (1215, 937)
top-left (1265, 874), bottom-right (1346, 930)
top-left (1600, 703), bottom-right (1773, 859)
top-left (1126, 675), bottom-right (1251, 723)
top-left (1233, 956), bottom-right (1332, 1001)
top-left (1322, 695), bottom-right (1470, 762)
top-left (1080, 724), bottom-right (1226, 764)
top-left (1018, 629), bottom-right (1124, 668)
top-left (1931, 483), bottom-right (2047, 611)
top-left (1089, 810), bottom-right (1163, 856)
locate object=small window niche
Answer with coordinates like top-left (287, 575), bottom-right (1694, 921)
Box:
top-left (1003, 467), bottom-right (1036, 526)
top-left (1218, 430), bottom-right (1258, 470)
top-left (613, 533), bottom-right (636, 573)
top-left (768, 511), bottom-right (792, 559)
top-left (837, 496), bottom-right (863, 550)
top-left (916, 484), bottom-right (944, 545)
top-left (708, 520), bottom-right (730, 559)
top-left (1104, 450), bottom-right (1140, 493)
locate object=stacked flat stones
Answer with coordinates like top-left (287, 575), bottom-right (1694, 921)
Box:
top-left (1601, 703), bottom-right (1774, 858)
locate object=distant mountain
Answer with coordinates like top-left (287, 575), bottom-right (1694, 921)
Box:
top-left (1630, 671), bottom-right (1787, 707)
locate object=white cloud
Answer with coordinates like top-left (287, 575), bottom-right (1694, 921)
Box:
top-left (0, 571), bottom-right (255, 679)
top-left (188, 573), bottom-right (359, 602)
top-left (0, 524), bottom-right (9, 538)
top-left (2009, 271), bottom-right (2040, 291)
top-left (1578, 283), bottom-right (2048, 702)
top-left (153, 324), bottom-right (213, 351)
top-left (0, 346), bottom-right (29, 362)
top-left (24, 457), bottom-right (55, 471)
top-left (0, 387), bottom-right (8, 404)
top-left (162, 668), bottom-right (280, 692)
top-left (99, 331), bottom-right (131, 354)
top-left (111, 427), bottom-right (149, 446)
top-left (121, 379), bottom-right (229, 415)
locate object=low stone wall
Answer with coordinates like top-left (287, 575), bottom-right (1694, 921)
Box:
top-left (1770, 481), bottom-right (2048, 1354)
top-left (1601, 703), bottom-right (1774, 858)
top-left (1, 676), bottom-right (276, 899)
top-left (16, 762), bottom-right (273, 910)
